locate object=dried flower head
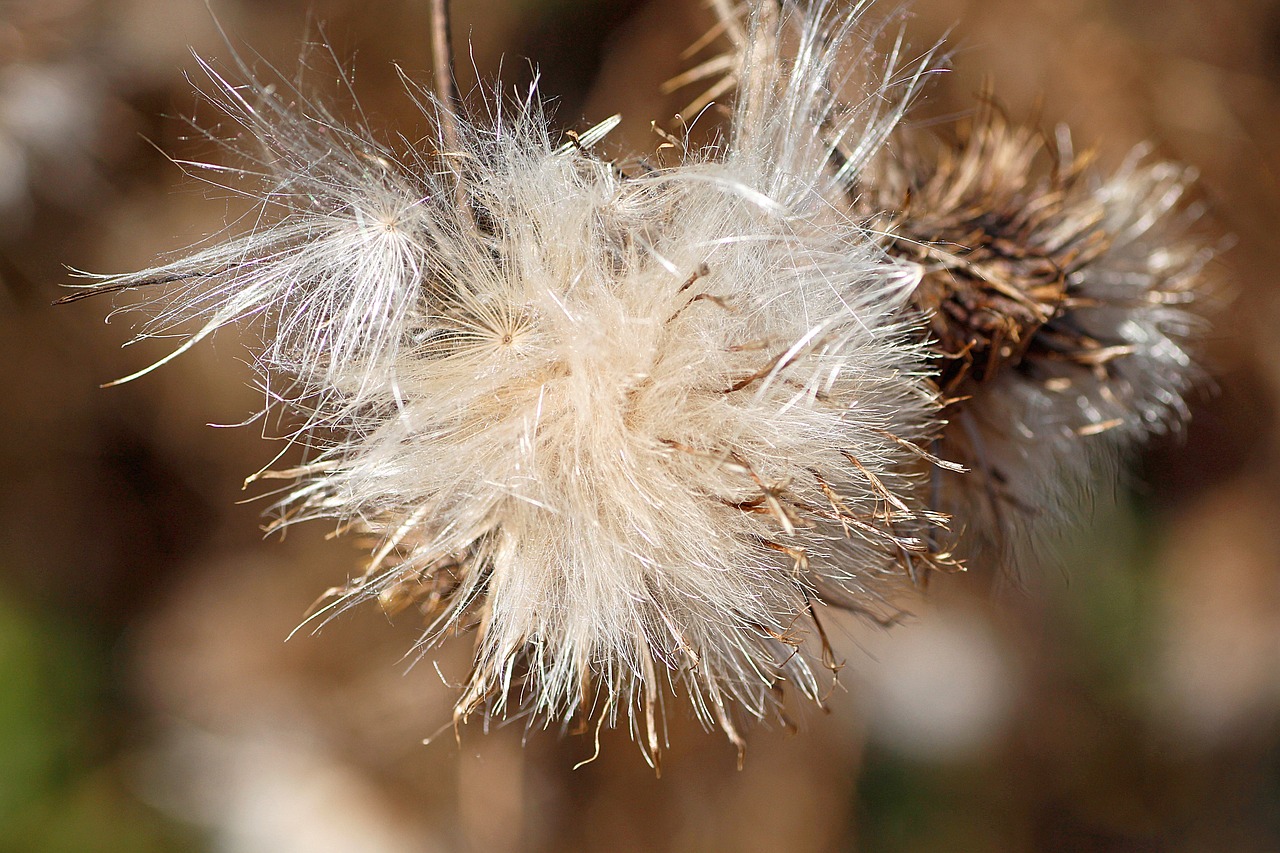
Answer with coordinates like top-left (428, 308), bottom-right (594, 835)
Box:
top-left (861, 98), bottom-right (1212, 569)
top-left (68, 1), bottom-right (946, 762)
top-left (680, 2), bottom-right (1212, 573)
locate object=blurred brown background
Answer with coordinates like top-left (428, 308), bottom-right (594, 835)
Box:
top-left (1, 0), bottom-right (1278, 850)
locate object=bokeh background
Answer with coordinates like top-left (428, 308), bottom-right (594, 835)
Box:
top-left (2, 0), bottom-right (1278, 850)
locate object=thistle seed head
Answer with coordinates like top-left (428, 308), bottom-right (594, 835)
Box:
top-left (863, 98), bottom-right (1213, 568)
top-left (71, 1), bottom-right (947, 762)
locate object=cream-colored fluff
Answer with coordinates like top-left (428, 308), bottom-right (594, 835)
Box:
top-left (76, 1), bottom-right (945, 761)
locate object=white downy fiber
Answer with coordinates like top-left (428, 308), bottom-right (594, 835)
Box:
top-left (77, 1), bottom-right (949, 760)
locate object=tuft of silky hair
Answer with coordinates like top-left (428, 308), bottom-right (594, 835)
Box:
top-left (861, 98), bottom-right (1213, 571)
top-left (67, 2), bottom-right (945, 764)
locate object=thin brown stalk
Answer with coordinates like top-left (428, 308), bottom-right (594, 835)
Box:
top-left (430, 0), bottom-right (471, 216)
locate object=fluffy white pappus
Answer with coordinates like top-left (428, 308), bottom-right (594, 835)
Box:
top-left (74, 3), bottom-right (946, 762)
top-left (676, 0), bottom-right (941, 196)
top-left (323, 21), bottom-right (942, 763)
top-left (863, 103), bottom-right (1212, 572)
top-left (67, 50), bottom-right (435, 399)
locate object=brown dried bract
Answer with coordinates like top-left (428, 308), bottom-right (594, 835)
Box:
top-left (867, 97), bottom-right (1121, 400)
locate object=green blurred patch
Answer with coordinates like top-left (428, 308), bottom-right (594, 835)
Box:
top-left (855, 498), bottom-right (1170, 853)
top-left (1053, 496), bottom-right (1162, 704)
top-left (0, 593), bottom-right (196, 853)
top-left (857, 745), bottom-right (1020, 853)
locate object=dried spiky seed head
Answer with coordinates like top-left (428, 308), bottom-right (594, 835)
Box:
top-left (862, 97), bottom-right (1213, 569)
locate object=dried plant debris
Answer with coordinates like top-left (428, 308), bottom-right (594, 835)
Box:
top-left (858, 99), bottom-right (1212, 570)
top-left (66, 2), bottom-right (955, 765)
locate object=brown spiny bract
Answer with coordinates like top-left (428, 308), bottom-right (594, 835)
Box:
top-left (862, 99), bottom-right (1212, 570)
